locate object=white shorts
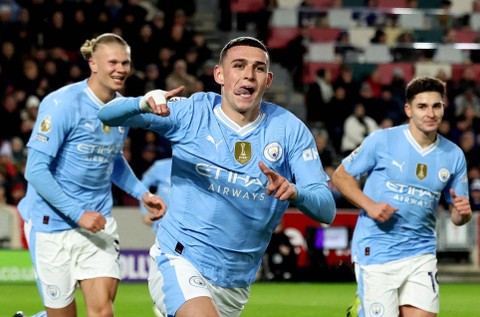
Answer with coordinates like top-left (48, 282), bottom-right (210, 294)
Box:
top-left (25, 218), bottom-right (120, 309)
top-left (148, 244), bottom-right (250, 317)
top-left (356, 254), bottom-right (439, 317)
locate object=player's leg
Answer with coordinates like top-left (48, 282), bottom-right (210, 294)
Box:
top-left (357, 261), bottom-right (403, 317)
top-left (80, 277), bottom-right (119, 317)
top-left (398, 254), bottom-right (438, 317)
top-left (148, 245), bottom-right (221, 317)
top-left (30, 227), bottom-right (78, 316)
top-left (73, 218), bottom-right (121, 317)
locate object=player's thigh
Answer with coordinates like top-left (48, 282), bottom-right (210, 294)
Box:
top-left (149, 246), bottom-right (215, 316)
top-left (33, 229), bottom-right (77, 308)
top-left (73, 218), bottom-right (121, 281)
top-left (45, 302), bottom-right (78, 317)
top-left (399, 254), bottom-right (439, 314)
top-left (80, 277), bottom-right (119, 316)
top-left (356, 262), bottom-right (402, 317)
top-left (400, 305), bottom-right (436, 317)
top-left (148, 245), bottom-right (248, 317)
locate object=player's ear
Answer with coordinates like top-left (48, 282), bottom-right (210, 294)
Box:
top-left (213, 65), bottom-right (224, 85)
top-left (89, 59), bottom-right (98, 73)
top-left (266, 71), bottom-right (273, 88)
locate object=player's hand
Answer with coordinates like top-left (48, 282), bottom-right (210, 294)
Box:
top-left (259, 161), bottom-right (297, 201)
top-left (450, 188), bottom-right (472, 225)
top-left (78, 211), bottom-right (107, 233)
top-left (140, 86), bottom-right (185, 116)
top-left (142, 192), bottom-right (167, 221)
top-left (366, 202), bottom-right (398, 223)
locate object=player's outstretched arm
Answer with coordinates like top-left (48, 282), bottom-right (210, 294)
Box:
top-left (259, 161), bottom-right (336, 224)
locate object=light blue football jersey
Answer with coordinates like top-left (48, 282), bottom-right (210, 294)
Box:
top-left (342, 124), bottom-right (469, 265)
top-left (18, 80), bottom-right (131, 232)
top-left (99, 92), bottom-right (332, 287)
top-left (141, 158), bottom-right (172, 232)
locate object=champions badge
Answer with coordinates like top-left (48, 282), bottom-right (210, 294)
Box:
top-left (235, 141), bottom-right (251, 165)
top-left (263, 142), bottom-right (282, 162)
top-left (40, 115), bottom-right (52, 133)
top-left (103, 124), bottom-right (111, 134)
top-left (416, 163), bottom-right (427, 180)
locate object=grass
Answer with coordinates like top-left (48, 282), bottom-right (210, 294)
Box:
top-left (1, 282), bottom-right (478, 316)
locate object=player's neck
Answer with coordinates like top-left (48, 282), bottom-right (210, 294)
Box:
top-left (87, 78), bottom-right (116, 104)
top-left (221, 104), bottom-right (260, 127)
top-left (409, 125), bottom-right (437, 148)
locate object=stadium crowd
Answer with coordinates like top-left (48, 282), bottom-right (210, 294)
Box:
top-left (1, 0), bottom-right (480, 213)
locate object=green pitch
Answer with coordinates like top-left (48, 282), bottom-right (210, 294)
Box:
top-left (1, 282), bottom-right (478, 316)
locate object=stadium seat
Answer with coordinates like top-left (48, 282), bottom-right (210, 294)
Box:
top-left (306, 42), bottom-right (337, 62)
top-left (414, 62), bottom-right (452, 79)
top-left (309, 27), bottom-right (342, 42)
top-left (327, 9), bottom-right (356, 28)
top-left (348, 27), bottom-right (375, 48)
top-left (363, 44), bottom-right (393, 63)
top-left (451, 64), bottom-right (480, 82)
top-left (277, 0), bottom-right (302, 9)
top-left (267, 27), bottom-right (299, 49)
top-left (377, 62), bottom-right (414, 85)
top-left (470, 13), bottom-right (480, 31)
top-left (230, 0), bottom-right (264, 13)
top-left (302, 62), bottom-right (341, 83)
top-left (455, 30), bottom-right (478, 43)
top-left (398, 11), bottom-right (425, 29)
top-left (433, 45), bottom-right (466, 64)
top-left (270, 8), bottom-right (298, 27)
top-left (378, 0), bottom-right (407, 8)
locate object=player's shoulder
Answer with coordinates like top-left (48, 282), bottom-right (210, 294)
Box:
top-left (42, 80), bottom-right (87, 109)
top-left (261, 100), bottom-right (304, 124)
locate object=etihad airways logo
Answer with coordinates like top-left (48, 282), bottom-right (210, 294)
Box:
top-left (196, 162), bottom-right (267, 201)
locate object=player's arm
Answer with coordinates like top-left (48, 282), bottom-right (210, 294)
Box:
top-left (24, 148), bottom-right (105, 232)
top-left (111, 154), bottom-right (166, 220)
top-left (98, 87), bottom-right (185, 126)
top-left (449, 188), bottom-right (472, 226)
top-left (258, 161), bottom-right (336, 224)
top-left (331, 164), bottom-right (397, 223)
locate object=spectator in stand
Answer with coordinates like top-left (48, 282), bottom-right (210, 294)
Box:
top-left (130, 22), bottom-right (161, 72)
top-left (469, 178), bottom-right (480, 211)
top-left (280, 26), bottom-right (310, 92)
top-left (458, 130), bottom-right (480, 171)
top-left (305, 68), bottom-right (334, 125)
top-left (392, 31), bottom-right (418, 62)
top-left (0, 92), bottom-right (22, 140)
top-left (333, 64), bottom-right (360, 106)
top-left (19, 95), bottom-right (40, 143)
top-left (327, 85), bottom-right (354, 153)
top-left (165, 58), bottom-right (197, 97)
top-left (453, 87), bottom-right (480, 118)
top-left (340, 102), bottom-right (379, 157)
top-left (263, 220), bottom-right (298, 281)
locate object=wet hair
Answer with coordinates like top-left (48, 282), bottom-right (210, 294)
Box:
top-left (80, 33), bottom-right (130, 60)
top-left (405, 76), bottom-right (446, 104)
top-left (218, 36), bottom-right (269, 65)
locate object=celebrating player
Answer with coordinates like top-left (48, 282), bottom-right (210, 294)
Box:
top-left (97, 36), bottom-right (336, 317)
top-left (332, 76), bottom-right (472, 317)
top-left (15, 33), bottom-right (165, 317)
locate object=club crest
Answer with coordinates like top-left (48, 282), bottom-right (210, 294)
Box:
top-left (263, 142), bottom-right (282, 162)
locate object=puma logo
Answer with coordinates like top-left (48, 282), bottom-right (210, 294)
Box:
top-left (207, 135), bottom-right (223, 151)
top-left (392, 160), bottom-right (405, 172)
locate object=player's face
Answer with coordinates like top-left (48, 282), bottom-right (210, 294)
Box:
top-left (90, 43), bottom-right (131, 92)
top-left (214, 45), bottom-right (273, 122)
top-left (405, 91), bottom-right (444, 134)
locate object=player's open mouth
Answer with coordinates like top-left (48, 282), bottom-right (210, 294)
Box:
top-left (234, 86), bottom-right (254, 96)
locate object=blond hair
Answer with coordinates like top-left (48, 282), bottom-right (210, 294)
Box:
top-left (80, 33), bottom-right (130, 60)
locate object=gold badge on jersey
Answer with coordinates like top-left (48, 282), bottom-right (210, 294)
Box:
top-left (102, 124), bottom-right (111, 134)
top-left (416, 163), bottom-right (427, 180)
top-left (235, 141), bottom-right (252, 165)
top-left (40, 115), bottom-right (52, 133)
